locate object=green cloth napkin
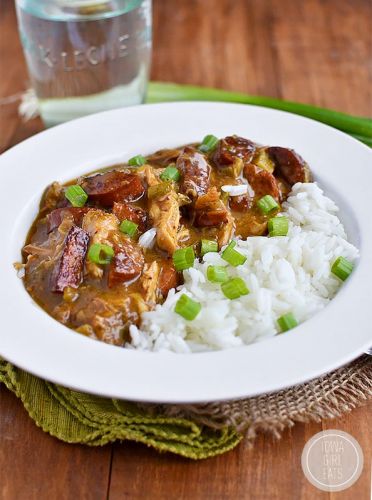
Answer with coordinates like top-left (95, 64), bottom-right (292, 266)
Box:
top-left (0, 359), bottom-right (242, 459)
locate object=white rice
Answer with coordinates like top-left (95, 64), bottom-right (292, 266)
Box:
top-left (129, 182), bottom-right (359, 353)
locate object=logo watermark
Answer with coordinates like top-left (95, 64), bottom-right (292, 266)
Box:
top-left (301, 430), bottom-right (364, 492)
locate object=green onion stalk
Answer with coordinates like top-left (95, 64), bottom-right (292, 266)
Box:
top-left (146, 82), bottom-right (372, 147)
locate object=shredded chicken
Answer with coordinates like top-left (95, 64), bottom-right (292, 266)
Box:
top-left (144, 165), bottom-right (159, 187)
top-left (150, 191), bottom-right (181, 254)
top-left (141, 261), bottom-right (160, 304)
top-left (146, 148), bottom-right (181, 166)
top-left (129, 293), bottom-right (149, 314)
top-left (81, 209), bottom-right (119, 278)
top-left (145, 165), bottom-right (181, 254)
top-left (218, 211), bottom-right (235, 248)
top-left (40, 182), bottom-right (64, 213)
top-left (24, 217), bottom-right (74, 278)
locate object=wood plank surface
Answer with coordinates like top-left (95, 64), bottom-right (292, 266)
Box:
top-left (0, 388), bottom-right (112, 500)
top-left (0, 0), bottom-right (371, 498)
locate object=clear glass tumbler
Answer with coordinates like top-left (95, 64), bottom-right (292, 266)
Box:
top-left (15, 0), bottom-right (152, 127)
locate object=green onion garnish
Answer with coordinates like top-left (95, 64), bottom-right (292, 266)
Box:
top-left (221, 241), bottom-right (247, 267)
top-left (268, 216), bottom-right (289, 236)
top-left (147, 82), bottom-right (372, 144)
top-left (199, 134), bottom-right (219, 153)
top-left (221, 277), bottom-right (250, 300)
top-left (173, 246), bottom-right (195, 272)
top-left (257, 195), bottom-right (279, 215)
top-left (207, 265), bottom-right (229, 283)
top-left (128, 154), bottom-right (146, 167)
top-left (175, 294), bottom-right (201, 320)
top-left (65, 185), bottom-right (88, 207)
top-left (88, 243), bottom-right (114, 265)
top-left (160, 165), bottom-right (180, 182)
top-left (200, 239), bottom-right (218, 256)
top-left (119, 220), bottom-right (138, 237)
top-left (331, 256), bottom-right (354, 281)
top-left (277, 312), bottom-right (298, 332)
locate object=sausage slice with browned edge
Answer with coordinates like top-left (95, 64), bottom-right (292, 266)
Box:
top-left (212, 135), bottom-right (256, 169)
top-left (177, 147), bottom-right (211, 199)
top-left (158, 262), bottom-right (179, 298)
top-left (108, 239), bottom-right (144, 287)
top-left (244, 163), bottom-right (281, 200)
top-left (112, 202), bottom-right (148, 231)
top-left (193, 187), bottom-right (229, 227)
top-left (268, 147), bottom-right (312, 185)
top-left (47, 207), bottom-right (91, 233)
top-left (81, 171), bottom-right (145, 206)
top-left (50, 225), bottom-right (90, 292)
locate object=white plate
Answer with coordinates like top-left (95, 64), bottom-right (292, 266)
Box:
top-left (0, 102), bottom-right (371, 403)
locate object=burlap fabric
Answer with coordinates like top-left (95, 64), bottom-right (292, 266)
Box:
top-left (1, 356), bottom-right (371, 459)
top-left (161, 355), bottom-right (372, 439)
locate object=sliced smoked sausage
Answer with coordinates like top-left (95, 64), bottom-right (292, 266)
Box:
top-left (108, 239), bottom-right (144, 287)
top-left (81, 171), bottom-right (145, 206)
top-left (177, 147), bottom-right (211, 199)
top-left (212, 136), bottom-right (256, 169)
top-left (243, 163), bottom-right (281, 200)
top-left (268, 147), bottom-right (312, 185)
top-left (158, 262), bottom-right (179, 297)
top-left (112, 202), bottom-right (148, 231)
top-left (47, 207), bottom-right (91, 233)
top-left (50, 225), bottom-right (90, 292)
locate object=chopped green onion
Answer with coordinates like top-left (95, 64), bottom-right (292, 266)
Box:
top-left (173, 246), bottom-right (195, 271)
top-left (268, 216), bottom-right (289, 236)
top-left (277, 312), bottom-right (298, 332)
top-left (147, 82), bottom-right (372, 140)
top-left (160, 165), bottom-right (180, 182)
top-left (257, 195), bottom-right (279, 215)
top-left (331, 256), bottom-right (354, 281)
top-left (207, 265), bottom-right (229, 283)
top-left (147, 181), bottom-right (173, 199)
top-left (221, 241), bottom-right (247, 267)
top-left (119, 219), bottom-right (138, 237)
top-left (175, 294), bottom-right (201, 320)
top-left (65, 185), bottom-right (88, 207)
top-left (88, 243), bottom-right (114, 265)
top-left (221, 277), bottom-right (250, 300)
top-left (199, 134), bottom-right (219, 153)
top-left (200, 239), bottom-right (218, 256)
top-left (128, 154), bottom-right (146, 167)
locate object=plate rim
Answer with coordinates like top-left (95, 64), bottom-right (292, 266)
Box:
top-left (0, 101), bottom-right (371, 403)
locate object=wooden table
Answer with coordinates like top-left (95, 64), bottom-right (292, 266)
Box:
top-left (0, 0), bottom-right (371, 498)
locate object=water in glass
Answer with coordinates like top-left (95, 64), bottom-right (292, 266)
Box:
top-left (16, 0), bottom-right (152, 126)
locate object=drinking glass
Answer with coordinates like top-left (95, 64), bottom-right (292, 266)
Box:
top-left (15, 0), bottom-right (152, 127)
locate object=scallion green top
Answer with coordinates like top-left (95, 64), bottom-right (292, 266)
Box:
top-left (199, 134), bottom-right (219, 153)
top-left (119, 220), bottom-right (138, 237)
top-left (65, 185), bottom-right (88, 207)
top-left (257, 195), bottom-right (279, 215)
top-left (173, 246), bottom-right (195, 272)
top-left (160, 165), bottom-right (180, 182)
top-left (221, 241), bottom-right (247, 267)
top-left (128, 154), bottom-right (146, 167)
top-left (88, 243), bottom-right (114, 265)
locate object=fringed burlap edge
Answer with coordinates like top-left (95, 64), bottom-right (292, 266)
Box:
top-left (156, 355), bottom-right (372, 443)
